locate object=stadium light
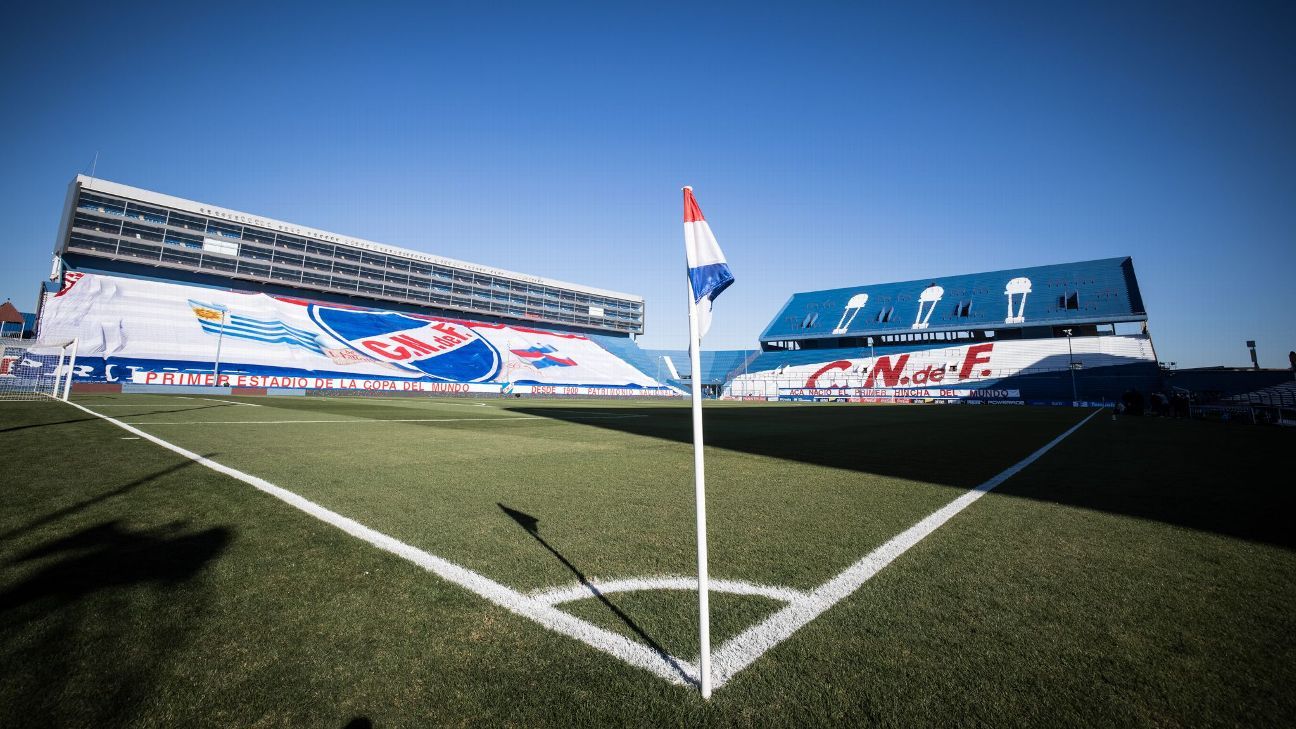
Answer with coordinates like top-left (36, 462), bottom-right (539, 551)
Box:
top-left (1247, 340), bottom-right (1259, 370)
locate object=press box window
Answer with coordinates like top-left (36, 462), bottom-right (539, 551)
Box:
top-left (203, 238), bottom-right (241, 257)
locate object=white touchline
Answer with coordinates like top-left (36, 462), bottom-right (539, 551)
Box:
top-left (122, 417), bottom-right (543, 425)
top-left (122, 415), bottom-right (650, 425)
top-left (196, 397), bottom-right (262, 407)
top-left (705, 408), bottom-right (1104, 689)
top-left (63, 398), bottom-right (1099, 693)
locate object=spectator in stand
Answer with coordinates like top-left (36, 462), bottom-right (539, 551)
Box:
top-left (1153, 391), bottom-right (1170, 417)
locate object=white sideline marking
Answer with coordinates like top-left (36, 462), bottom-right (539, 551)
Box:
top-left (123, 417), bottom-right (543, 425)
top-left (705, 408), bottom-right (1103, 688)
top-left (76, 399), bottom-right (194, 404)
top-left (196, 397), bottom-right (261, 407)
top-left (531, 576), bottom-right (808, 606)
top-left (122, 415), bottom-right (650, 425)
top-left (63, 398), bottom-right (1100, 693)
top-left (62, 400), bottom-right (697, 686)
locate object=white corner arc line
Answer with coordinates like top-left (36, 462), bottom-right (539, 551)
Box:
top-left (531, 576), bottom-right (809, 606)
top-left (706, 408), bottom-right (1104, 689)
top-left (61, 400), bottom-right (698, 687)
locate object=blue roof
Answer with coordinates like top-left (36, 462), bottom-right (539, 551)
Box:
top-left (760, 257), bottom-right (1146, 342)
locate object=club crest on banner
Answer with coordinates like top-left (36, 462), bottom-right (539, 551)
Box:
top-left (510, 345), bottom-right (577, 369)
top-left (308, 305), bottom-right (501, 382)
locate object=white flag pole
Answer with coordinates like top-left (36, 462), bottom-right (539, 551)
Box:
top-left (686, 286), bottom-right (713, 699)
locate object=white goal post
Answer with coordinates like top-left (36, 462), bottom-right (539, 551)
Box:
top-left (0, 338), bottom-right (78, 401)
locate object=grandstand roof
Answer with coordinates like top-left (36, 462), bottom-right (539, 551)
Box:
top-left (70, 176), bottom-right (641, 303)
top-left (761, 257), bottom-right (1147, 342)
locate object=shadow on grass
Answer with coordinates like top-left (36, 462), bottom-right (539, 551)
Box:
top-left (0, 520), bottom-right (232, 725)
top-left (498, 503), bottom-right (694, 684)
top-left (0, 458), bottom-right (205, 542)
top-left (508, 404), bottom-right (1295, 550)
top-left (0, 519), bottom-right (231, 616)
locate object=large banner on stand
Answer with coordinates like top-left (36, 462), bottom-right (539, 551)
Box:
top-left (39, 272), bottom-right (676, 394)
top-left (727, 336), bottom-right (1156, 403)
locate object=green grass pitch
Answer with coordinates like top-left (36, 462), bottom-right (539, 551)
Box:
top-left (1, 394), bottom-right (1293, 727)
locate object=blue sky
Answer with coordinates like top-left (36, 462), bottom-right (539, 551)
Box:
top-left (2, 2), bottom-right (1292, 367)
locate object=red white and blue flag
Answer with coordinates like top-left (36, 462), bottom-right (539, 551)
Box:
top-left (683, 187), bottom-right (734, 339)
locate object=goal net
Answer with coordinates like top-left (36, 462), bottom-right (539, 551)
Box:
top-left (0, 338), bottom-right (78, 401)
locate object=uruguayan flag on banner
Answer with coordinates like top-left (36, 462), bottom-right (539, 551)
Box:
top-left (188, 299), bottom-right (325, 354)
top-left (683, 186), bottom-right (734, 339)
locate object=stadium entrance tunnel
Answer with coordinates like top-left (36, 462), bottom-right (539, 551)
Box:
top-left (509, 404), bottom-right (1295, 551)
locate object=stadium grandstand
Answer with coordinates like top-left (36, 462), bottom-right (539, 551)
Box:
top-left (33, 175), bottom-right (677, 396)
top-left (638, 349), bottom-right (761, 398)
top-left (28, 176), bottom-right (1274, 409)
top-left (725, 258), bottom-right (1162, 405)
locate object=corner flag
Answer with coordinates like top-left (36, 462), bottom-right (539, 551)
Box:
top-left (684, 186), bottom-right (734, 340)
top-left (682, 186), bottom-right (732, 699)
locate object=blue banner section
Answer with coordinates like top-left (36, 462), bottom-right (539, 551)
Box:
top-left (688, 262), bottom-right (735, 303)
top-left (71, 356), bottom-right (421, 385)
top-left (69, 356), bottom-right (675, 394)
top-left (308, 306), bottom-right (501, 382)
